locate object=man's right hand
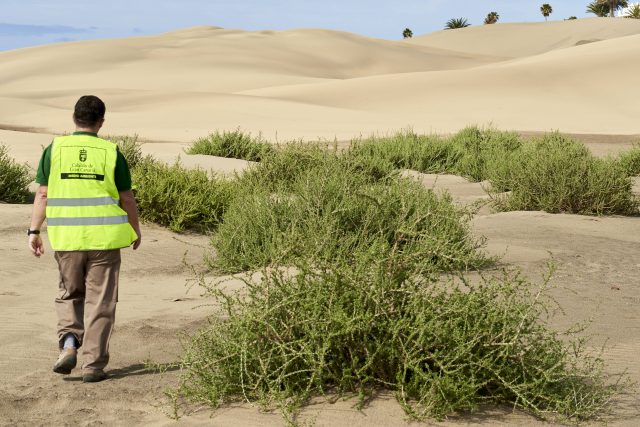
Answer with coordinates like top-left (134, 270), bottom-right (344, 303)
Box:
top-left (29, 234), bottom-right (45, 257)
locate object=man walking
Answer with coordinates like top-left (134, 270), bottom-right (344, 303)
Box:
top-left (28, 95), bottom-right (141, 383)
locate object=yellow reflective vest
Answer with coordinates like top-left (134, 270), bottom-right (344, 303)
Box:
top-left (46, 134), bottom-right (138, 251)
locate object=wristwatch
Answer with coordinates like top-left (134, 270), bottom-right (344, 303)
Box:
top-left (27, 229), bottom-right (40, 236)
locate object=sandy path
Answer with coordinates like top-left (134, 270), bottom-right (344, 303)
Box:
top-left (0, 204), bottom-right (213, 426)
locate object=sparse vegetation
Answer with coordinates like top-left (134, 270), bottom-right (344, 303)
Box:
top-left (132, 129), bottom-right (639, 237)
top-left (0, 144), bottom-right (32, 203)
top-left (131, 157), bottom-right (234, 232)
top-left (132, 126), bottom-right (634, 423)
top-left (488, 134), bottom-right (638, 215)
top-left (441, 127), bottom-right (523, 184)
top-left (187, 129), bottom-right (274, 162)
top-left (348, 130), bottom-right (462, 176)
top-left (445, 18), bottom-right (471, 29)
top-left (349, 128), bottom-right (639, 215)
top-left (109, 134), bottom-right (143, 169)
top-left (484, 11), bottom-right (500, 24)
top-left (617, 144), bottom-right (640, 176)
top-left (347, 127), bottom-right (524, 185)
top-left (211, 152), bottom-right (487, 273)
top-left (402, 28), bottom-right (413, 38)
top-left (177, 256), bottom-right (625, 423)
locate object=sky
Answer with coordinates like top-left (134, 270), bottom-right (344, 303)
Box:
top-left (0, 0), bottom-right (627, 51)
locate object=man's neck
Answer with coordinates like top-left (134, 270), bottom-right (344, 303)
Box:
top-left (75, 127), bottom-right (100, 134)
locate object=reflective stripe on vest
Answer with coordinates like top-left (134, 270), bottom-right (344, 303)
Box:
top-left (45, 135), bottom-right (138, 251)
top-left (48, 215), bottom-right (129, 226)
top-left (47, 196), bottom-right (119, 207)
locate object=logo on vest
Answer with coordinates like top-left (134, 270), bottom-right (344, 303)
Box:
top-left (60, 145), bottom-right (106, 181)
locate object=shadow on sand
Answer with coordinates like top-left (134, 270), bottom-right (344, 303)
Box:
top-left (62, 362), bottom-right (180, 382)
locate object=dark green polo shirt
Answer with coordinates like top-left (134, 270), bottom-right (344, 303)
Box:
top-left (35, 132), bottom-right (132, 191)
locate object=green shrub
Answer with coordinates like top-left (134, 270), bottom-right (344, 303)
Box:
top-left (449, 127), bottom-right (522, 184)
top-left (238, 142), bottom-right (340, 191)
top-left (177, 260), bottom-right (624, 423)
top-left (490, 134), bottom-right (639, 215)
top-left (212, 156), bottom-right (487, 273)
top-left (131, 157), bottom-right (234, 232)
top-left (349, 130), bottom-right (463, 175)
top-left (174, 130), bottom-right (626, 424)
top-left (348, 129), bottom-right (638, 215)
top-left (109, 134), bottom-right (143, 169)
top-left (348, 128), bottom-right (522, 184)
top-left (617, 144), bottom-right (640, 177)
top-left (187, 129), bottom-right (274, 162)
top-left (239, 141), bottom-right (395, 194)
top-left (0, 144), bottom-right (32, 203)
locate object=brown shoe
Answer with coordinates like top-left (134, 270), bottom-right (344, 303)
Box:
top-left (82, 370), bottom-right (108, 383)
top-left (53, 348), bottom-right (77, 375)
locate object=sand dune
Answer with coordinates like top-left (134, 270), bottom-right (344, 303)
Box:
top-left (1, 19), bottom-right (639, 140)
top-left (0, 26), bottom-right (496, 94)
top-left (410, 18), bottom-right (640, 58)
top-left (244, 33), bottom-right (640, 135)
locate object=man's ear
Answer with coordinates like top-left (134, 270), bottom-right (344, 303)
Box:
top-left (97, 117), bottom-right (105, 131)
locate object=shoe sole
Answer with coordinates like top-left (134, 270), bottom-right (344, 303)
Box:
top-left (82, 372), bottom-right (107, 383)
top-left (53, 355), bottom-right (77, 375)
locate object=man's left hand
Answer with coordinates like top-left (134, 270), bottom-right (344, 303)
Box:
top-left (29, 234), bottom-right (45, 257)
top-left (132, 235), bottom-right (142, 250)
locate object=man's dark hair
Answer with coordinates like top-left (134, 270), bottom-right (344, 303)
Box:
top-left (73, 95), bottom-right (106, 127)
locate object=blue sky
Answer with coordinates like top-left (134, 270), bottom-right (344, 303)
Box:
top-left (0, 0), bottom-right (610, 51)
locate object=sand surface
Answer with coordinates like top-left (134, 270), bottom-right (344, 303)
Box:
top-left (2, 172), bottom-right (639, 426)
top-left (2, 18), bottom-right (640, 426)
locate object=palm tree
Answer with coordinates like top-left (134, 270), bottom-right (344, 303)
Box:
top-left (402, 28), bottom-right (413, 39)
top-left (484, 11), bottom-right (500, 24)
top-left (586, 0), bottom-right (609, 15)
top-left (624, 3), bottom-right (640, 17)
top-left (588, 0), bottom-right (629, 16)
top-left (445, 18), bottom-right (471, 29)
top-left (540, 4), bottom-right (553, 21)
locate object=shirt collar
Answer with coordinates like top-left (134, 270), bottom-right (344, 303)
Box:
top-left (73, 131), bottom-right (98, 137)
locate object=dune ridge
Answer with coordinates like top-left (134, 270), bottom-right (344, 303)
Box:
top-left (410, 17), bottom-right (640, 57)
top-left (1, 19), bottom-right (639, 141)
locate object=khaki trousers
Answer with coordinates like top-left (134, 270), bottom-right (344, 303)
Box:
top-left (54, 250), bottom-right (120, 372)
